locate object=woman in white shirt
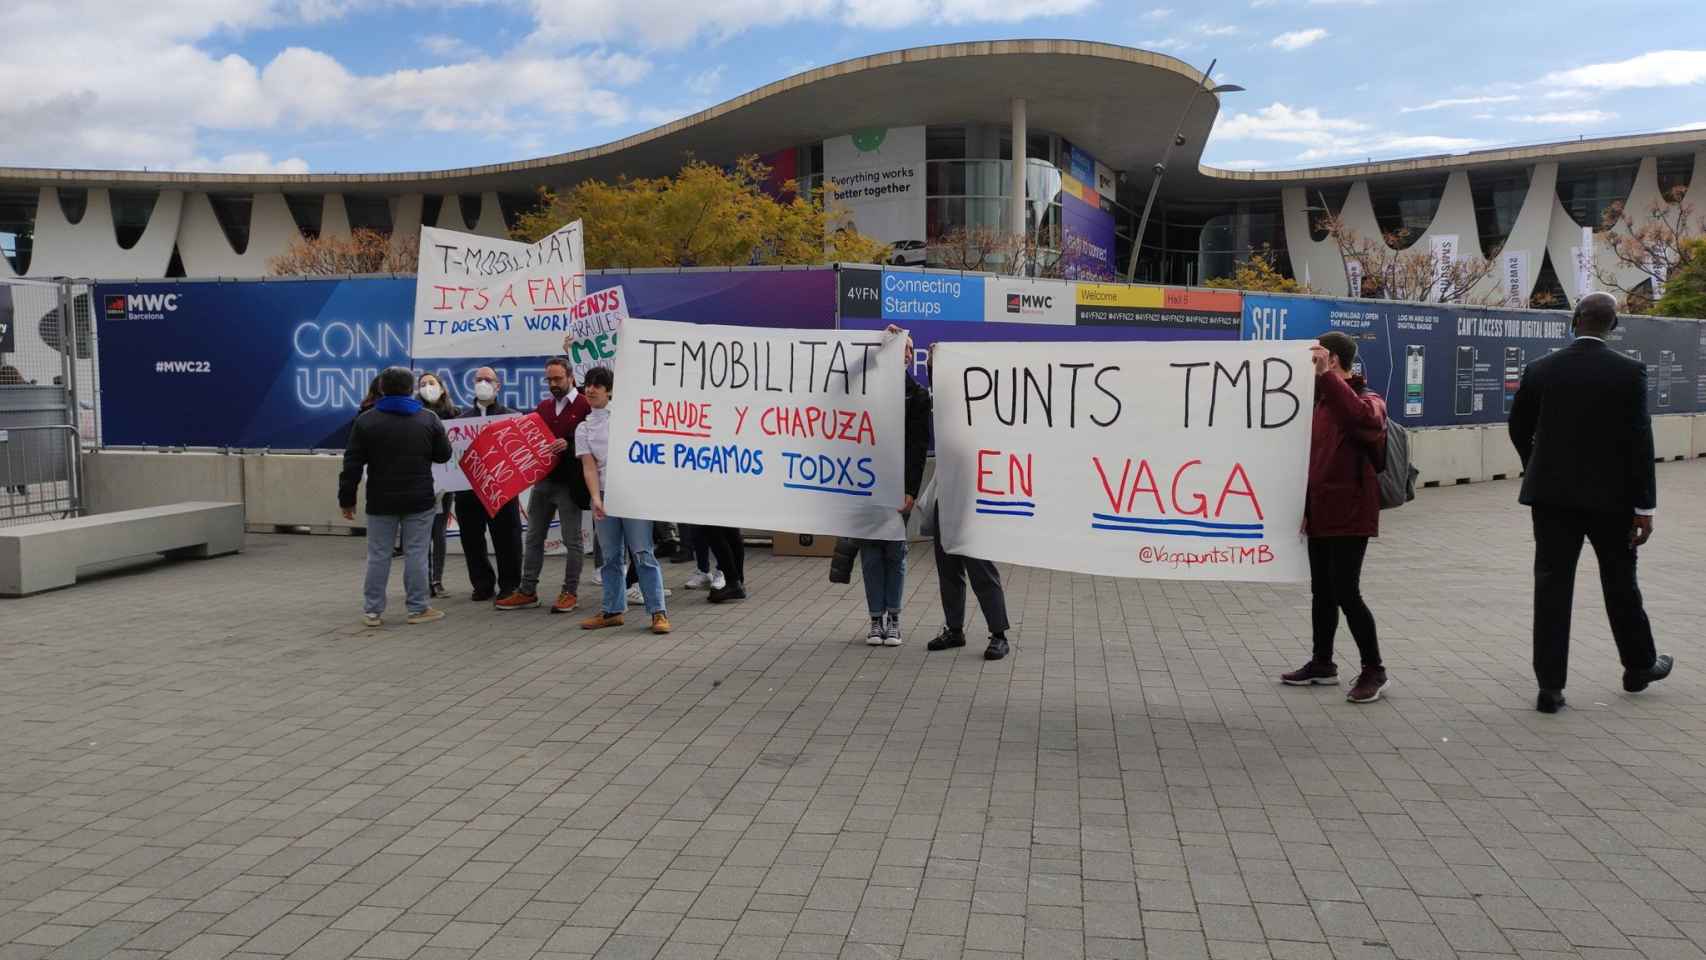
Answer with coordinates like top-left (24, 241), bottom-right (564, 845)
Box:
top-left (576, 366), bottom-right (672, 635)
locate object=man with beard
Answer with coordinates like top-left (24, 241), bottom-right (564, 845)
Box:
top-left (495, 357), bottom-right (592, 615)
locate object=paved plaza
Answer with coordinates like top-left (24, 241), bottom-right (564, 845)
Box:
top-left (4, 463), bottom-right (1706, 960)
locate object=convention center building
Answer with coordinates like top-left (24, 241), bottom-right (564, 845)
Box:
top-left (1, 39), bottom-right (1703, 307)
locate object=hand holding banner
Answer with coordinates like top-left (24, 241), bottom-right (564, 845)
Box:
top-left (604, 318), bottom-right (907, 540)
top-left (932, 340), bottom-right (1315, 581)
top-left (459, 413), bottom-right (562, 517)
top-left (434, 413), bottom-right (520, 494)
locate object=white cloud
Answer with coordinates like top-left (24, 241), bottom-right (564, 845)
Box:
top-left (1270, 28), bottom-right (1327, 52)
top-left (1144, 7), bottom-right (1172, 19)
top-left (0, 0), bottom-right (655, 170)
top-left (1210, 159), bottom-right (1270, 170)
top-left (1541, 50), bottom-right (1706, 91)
top-left (417, 33), bottom-right (480, 59)
top-left (1664, 120), bottom-right (1706, 132)
top-left (1141, 37), bottom-right (1194, 52)
top-left (526, 0), bottom-right (1093, 48)
top-left (182, 152), bottom-right (312, 174)
top-left (1509, 110), bottom-right (1618, 125)
top-left (1212, 102), bottom-right (1481, 164)
top-left (1197, 24), bottom-right (1239, 36)
top-left (1400, 94), bottom-right (1519, 113)
top-left (687, 65), bottom-right (725, 97)
top-left (1307, 0), bottom-right (1377, 4)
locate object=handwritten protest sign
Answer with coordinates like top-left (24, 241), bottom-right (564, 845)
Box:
top-left (932, 340), bottom-right (1314, 581)
top-left (459, 413), bottom-right (562, 517)
top-left (415, 221), bottom-right (622, 359)
top-left (604, 318), bottom-right (907, 540)
top-left (433, 413), bottom-right (520, 493)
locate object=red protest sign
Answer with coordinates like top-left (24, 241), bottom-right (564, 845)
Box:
top-left (460, 412), bottom-right (562, 517)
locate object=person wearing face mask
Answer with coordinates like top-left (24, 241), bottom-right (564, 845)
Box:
top-left (453, 367), bottom-right (524, 604)
top-left (417, 373), bottom-right (459, 598)
top-left (497, 357), bottom-right (592, 614)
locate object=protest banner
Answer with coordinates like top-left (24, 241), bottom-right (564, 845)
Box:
top-left (433, 413), bottom-right (520, 493)
top-left (931, 339), bottom-right (1315, 582)
top-left (415, 221), bottom-right (629, 359)
top-left (604, 318), bottom-right (907, 540)
top-left (459, 413), bottom-right (562, 517)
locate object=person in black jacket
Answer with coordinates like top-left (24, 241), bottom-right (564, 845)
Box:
top-left (855, 328), bottom-right (930, 647)
top-left (452, 367), bottom-right (523, 604)
top-left (340, 366), bottom-right (453, 627)
top-left (1508, 292), bottom-right (1673, 713)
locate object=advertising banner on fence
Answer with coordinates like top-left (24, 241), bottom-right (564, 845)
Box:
top-left (1077, 284), bottom-right (1243, 330)
top-left (879, 270), bottom-right (983, 322)
top-left (984, 276), bottom-right (1075, 325)
top-left (95, 271), bottom-right (837, 449)
top-left (413, 222), bottom-right (591, 358)
top-left (604, 318), bottom-right (907, 539)
top-left (932, 339), bottom-right (1314, 581)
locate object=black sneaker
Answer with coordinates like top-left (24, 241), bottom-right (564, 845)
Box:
top-left (983, 635), bottom-right (1010, 661)
top-left (708, 582), bottom-right (747, 604)
top-left (471, 589), bottom-right (495, 603)
top-left (927, 627), bottom-right (966, 652)
top-left (1281, 660), bottom-right (1339, 685)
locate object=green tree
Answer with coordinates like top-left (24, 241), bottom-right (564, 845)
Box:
top-left (1654, 236), bottom-right (1706, 318)
top-left (511, 156), bottom-right (890, 268)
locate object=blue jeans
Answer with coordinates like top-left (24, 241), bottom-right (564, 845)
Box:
top-left (858, 539), bottom-right (907, 618)
top-left (366, 508), bottom-right (435, 616)
top-left (596, 516), bottom-right (666, 615)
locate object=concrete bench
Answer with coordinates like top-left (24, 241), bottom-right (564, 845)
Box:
top-left (0, 501), bottom-right (244, 596)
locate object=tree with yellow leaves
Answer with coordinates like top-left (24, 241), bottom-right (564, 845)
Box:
top-left (511, 156), bottom-right (891, 268)
top-left (1204, 245), bottom-right (1312, 294)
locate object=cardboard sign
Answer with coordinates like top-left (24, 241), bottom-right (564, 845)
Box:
top-left (604, 317), bottom-right (907, 540)
top-left (931, 339), bottom-right (1315, 582)
top-left (415, 222), bottom-right (618, 358)
top-left (434, 413), bottom-right (520, 493)
top-left (459, 413), bottom-right (562, 517)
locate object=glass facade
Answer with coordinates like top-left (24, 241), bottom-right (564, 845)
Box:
top-left (1369, 176), bottom-right (1445, 247)
top-left (346, 195), bottom-right (393, 234)
top-left (1657, 153), bottom-right (1693, 201)
top-left (1470, 169), bottom-right (1530, 257)
top-left (111, 190), bottom-right (159, 250)
top-left (1556, 160), bottom-right (1637, 231)
top-left (285, 194), bottom-right (323, 239)
top-left (0, 187), bottom-right (38, 275)
top-left (206, 193), bottom-right (253, 255)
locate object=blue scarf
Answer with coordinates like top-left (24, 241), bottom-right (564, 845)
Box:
top-left (375, 395), bottom-right (422, 415)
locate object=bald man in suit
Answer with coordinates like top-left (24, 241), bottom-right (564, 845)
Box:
top-left (1508, 292), bottom-right (1674, 713)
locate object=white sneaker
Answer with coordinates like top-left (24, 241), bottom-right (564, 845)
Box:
top-left (685, 571), bottom-right (712, 590)
top-left (883, 613), bottom-right (903, 647)
top-left (710, 571), bottom-right (727, 591)
top-left (591, 568), bottom-right (602, 585)
top-left (626, 585), bottom-right (643, 605)
top-left (362, 613), bottom-right (382, 627)
top-left (866, 618), bottom-right (885, 646)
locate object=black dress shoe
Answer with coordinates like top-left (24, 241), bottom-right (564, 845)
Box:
top-left (983, 635), bottom-right (1010, 661)
top-left (708, 582), bottom-right (747, 604)
top-left (471, 589), bottom-right (495, 603)
top-left (1623, 654), bottom-right (1674, 693)
top-left (1536, 690), bottom-right (1566, 714)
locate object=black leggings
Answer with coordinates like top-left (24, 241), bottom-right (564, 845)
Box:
top-left (702, 527), bottom-right (745, 584)
top-left (1309, 536), bottom-right (1381, 668)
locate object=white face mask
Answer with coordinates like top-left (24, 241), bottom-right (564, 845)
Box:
top-left (418, 384), bottom-right (443, 404)
top-left (473, 381), bottom-right (497, 402)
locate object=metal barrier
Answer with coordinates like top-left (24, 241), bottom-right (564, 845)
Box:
top-left (1, 278), bottom-right (89, 525)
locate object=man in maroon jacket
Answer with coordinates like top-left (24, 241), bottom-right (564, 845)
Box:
top-left (1282, 331), bottom-right (1390, 703)
top-left (495, 357), bottom-right (593, 614)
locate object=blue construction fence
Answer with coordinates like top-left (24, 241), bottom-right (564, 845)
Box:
top-left (91, 266), bottom-right (1706, 449)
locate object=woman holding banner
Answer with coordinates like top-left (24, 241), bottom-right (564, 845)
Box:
top-left (854, 331), bottom-right (930, 647)
top-left (417, 372), bottom-right (459, 599)
top-left (577, 366), bottom-right (672, 635)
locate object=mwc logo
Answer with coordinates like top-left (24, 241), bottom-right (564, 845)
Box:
top-left (105, 292), bottom-right (180, 320)
top-left (1006, 293), bottom-right (1054, 313)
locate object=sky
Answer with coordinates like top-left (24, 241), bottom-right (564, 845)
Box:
top-left (2, 0), bottom-right (1703, 176)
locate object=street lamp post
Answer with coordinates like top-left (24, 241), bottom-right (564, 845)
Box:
top-left (1122, 58), bottom-right (1244, 283)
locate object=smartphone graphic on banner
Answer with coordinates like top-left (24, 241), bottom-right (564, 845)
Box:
top-left (1454, 345), bottom-right (1475, 416)
top-left (1658, 349), bottom-right (1675, 407)
top-left (1404, 345), bottom-right (1424, 417)
top-left (1503, 346), bottom-right (1524, 413)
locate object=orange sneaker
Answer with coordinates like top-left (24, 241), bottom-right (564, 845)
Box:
top-left (581, 611), bottom-right (624, 630)
top-left (494, 592), bottom-right (539, 610)
top-left (651, 613), bottom-right (672, 635)
top-left (551, 592), bottom-right (578, 614)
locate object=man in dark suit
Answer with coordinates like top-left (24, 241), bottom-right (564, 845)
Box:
top-left (1508, 292), bottom-right (1673, 713)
